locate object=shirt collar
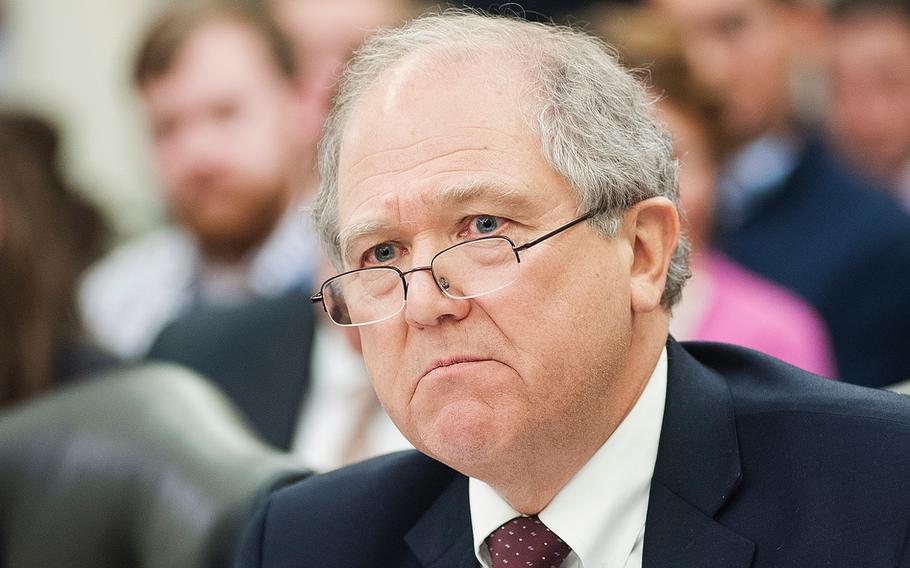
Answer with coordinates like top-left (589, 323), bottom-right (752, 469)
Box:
top-left (469, 347), bottom-right (668, 568)
top-left (723, 134), bottom-right (800, 196)
top-left (716, 134), bottom-right (801, 229)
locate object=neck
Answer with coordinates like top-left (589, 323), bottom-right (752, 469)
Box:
top-left (487, 315), bottom-right (670, 514)
top-left (199, 244), bottom-right (254, 266)
top-left (198, 240), bottom-right (255, 264)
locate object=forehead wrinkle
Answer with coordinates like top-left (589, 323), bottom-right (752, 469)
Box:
top-left (346, 131), bottom-right (500, 172)
top-left (430, 178), bottom-right (536, 211)
top-left (348, 145), bottom-right (506, 192)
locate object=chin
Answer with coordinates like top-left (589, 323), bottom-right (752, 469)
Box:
top-left (417, 400), bottom-right (501, 473)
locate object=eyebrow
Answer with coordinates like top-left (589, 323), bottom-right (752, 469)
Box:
top-left (338, 179), bottom-right (536, 264)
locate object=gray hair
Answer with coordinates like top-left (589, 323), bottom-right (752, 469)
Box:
top-left (313, 9), bottom-right (690, 307)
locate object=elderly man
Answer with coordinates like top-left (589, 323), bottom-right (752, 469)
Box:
top-left (239, 11), bottom-right (910, 568)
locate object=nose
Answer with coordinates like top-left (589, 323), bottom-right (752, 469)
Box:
top-left (165, 124), bottom-right (226, 184)
top-left (402, 267), bottom-right (471, 328)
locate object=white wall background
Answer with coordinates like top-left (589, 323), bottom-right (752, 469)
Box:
top-left (2, 0), bottom-right (174, 237)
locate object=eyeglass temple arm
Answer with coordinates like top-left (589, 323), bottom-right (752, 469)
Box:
top-left (310, 292), bottom-right (323, 303)
top-left (512, 211), bottom-right (595, 252)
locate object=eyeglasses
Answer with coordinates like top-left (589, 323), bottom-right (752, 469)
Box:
top-left (311, 211), bottom-right (595, 326)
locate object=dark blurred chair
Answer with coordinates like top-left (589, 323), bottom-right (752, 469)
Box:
top-left (0, 363), bottom-right (311, 568)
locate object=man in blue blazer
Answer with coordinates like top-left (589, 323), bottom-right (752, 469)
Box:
top-left (239, 11), bottom-right (910, 567)
top-left (651, 0), bottom-right (910, 387)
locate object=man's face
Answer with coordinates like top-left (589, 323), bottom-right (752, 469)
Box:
top-left (334, 57), bottom-right (638, 477)
top-left (143, 20), bottom-right (302, 257)
top-left (829, 13), bottom-right (910, 181)
top-left (651, 0), bottom-right (792, 144)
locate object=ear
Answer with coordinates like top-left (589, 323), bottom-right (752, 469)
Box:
top-left (623, 197), bottom-right (680, 314)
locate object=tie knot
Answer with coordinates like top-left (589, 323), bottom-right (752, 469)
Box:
top-left (485, 515), bottom-right (572, 568)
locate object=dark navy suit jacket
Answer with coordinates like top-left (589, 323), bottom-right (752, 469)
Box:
top-left (148, 290), bottom-right (317, 450)
top-left (237, 340), bottom-right (910, 567)
top-left (719, 138), bottom-right (910, 388)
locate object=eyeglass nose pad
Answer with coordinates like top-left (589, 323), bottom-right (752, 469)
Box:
top-left (437, 276), bottom-right (450, 291)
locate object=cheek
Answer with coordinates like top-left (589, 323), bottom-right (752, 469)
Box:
top-left (359, 324), bottom-right (409, 409)
top-left (223, 114), bottom-right (294, 177)
top-left (153, 144), bottom-right (185, 187)
top-left (229, 134), bottom-right (286, 181)
top-left (482, 247), bottom-right (629, 373)
top-left (472, 270), bottom-right (630, 424)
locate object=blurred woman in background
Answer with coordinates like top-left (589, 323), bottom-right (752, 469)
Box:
top-left (0, 111), bottom-right (116, 407)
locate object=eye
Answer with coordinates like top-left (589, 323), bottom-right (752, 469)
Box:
top-left (362, 242), bottom-right (400, 266)
top-left (471, 215), bottom-right (501, 234)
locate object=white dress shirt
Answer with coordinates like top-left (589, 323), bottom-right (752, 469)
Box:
top-left (470, 348), bottom-right (668, 568)
top-left (290, 325), bottom-right (412, 471)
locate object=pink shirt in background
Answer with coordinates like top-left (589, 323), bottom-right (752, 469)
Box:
top-left (673, 252), bottom-right (837, 378)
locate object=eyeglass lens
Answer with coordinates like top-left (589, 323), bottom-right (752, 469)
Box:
top-left (322, 237), bottom-right (520, 326)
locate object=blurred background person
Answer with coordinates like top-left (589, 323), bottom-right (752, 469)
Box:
top-left (271, 0), bottom-right (422, 467)
top-left (0, 111), bottom-right (116, 408)
top-left (126, 0), bottom-right (414, 468)
top-left (79, 1), bottom-right (315, 359)
top-left (827, 0), bottom-right (910, 212)
top-left (263, 0), bottom-right (418, 467)
top-left (145, 262), bottom-right (412, 463)
top-left (597, 5), bottom-right (836, 377)
top-left (649, 0), bottom-right (910, 387)
top-left (269, 0), bottom-right (413, 166)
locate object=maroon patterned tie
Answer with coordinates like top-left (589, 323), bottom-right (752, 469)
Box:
top-left (485, 515), bottom-right (572, 568)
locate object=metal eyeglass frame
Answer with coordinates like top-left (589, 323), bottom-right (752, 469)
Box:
top-left (310, 210), bottom-right (596, 325)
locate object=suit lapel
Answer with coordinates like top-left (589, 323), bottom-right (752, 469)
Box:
top-left (643, 339), bottom-right (755, 568)
top-left (405, 474), bottom-right (478, 568)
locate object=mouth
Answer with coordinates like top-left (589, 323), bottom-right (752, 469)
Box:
top-left (419, 356), bottom-right (491, 382)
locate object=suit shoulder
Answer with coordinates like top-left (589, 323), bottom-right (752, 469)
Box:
top-left (241, 451), bottom-right (459, 567)
top-left (682, 341), bottom-right (910, 426)
top-left (266, 450), bottom-right (456, 528)
top-left (239, 450), bottom-right (466, 568)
